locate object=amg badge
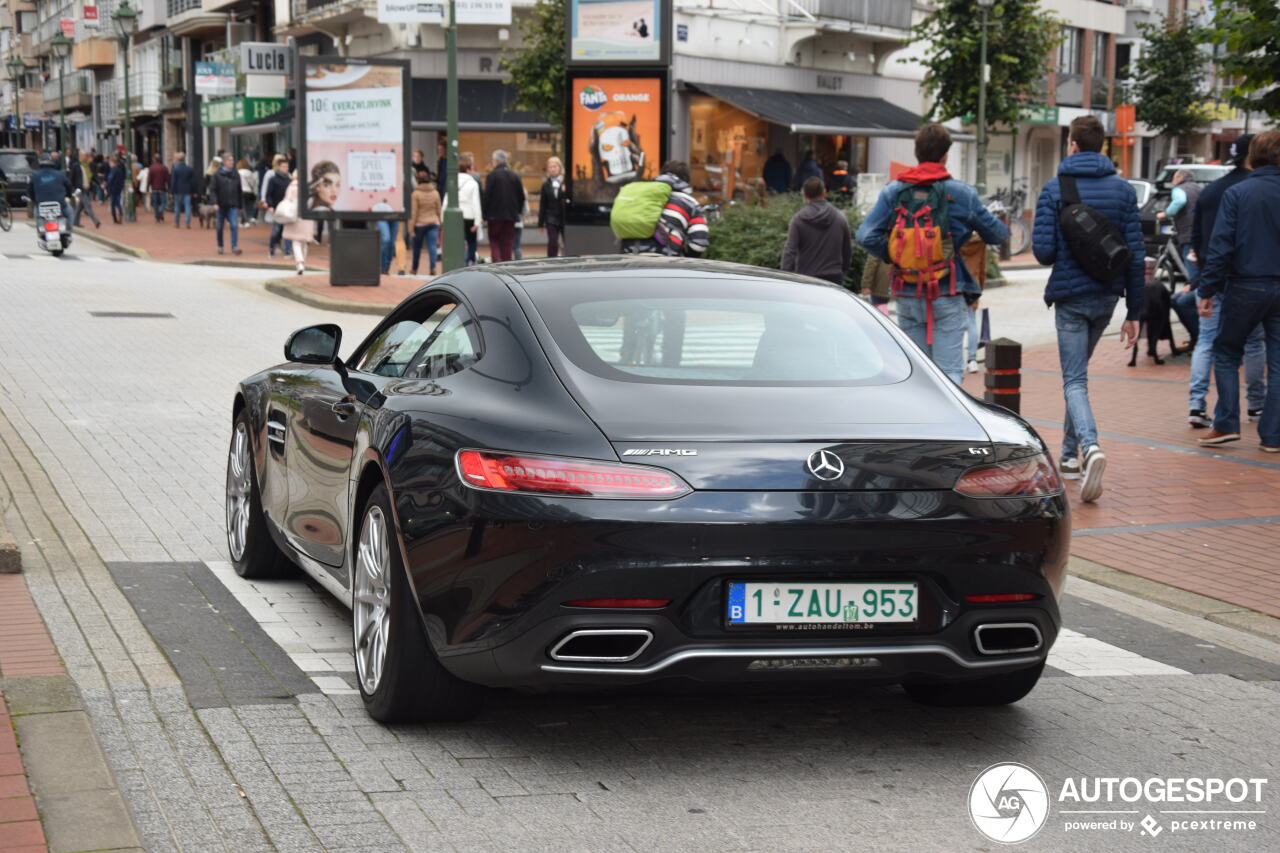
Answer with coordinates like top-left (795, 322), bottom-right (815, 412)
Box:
top-left (622, 448), bottom-right (698, 456)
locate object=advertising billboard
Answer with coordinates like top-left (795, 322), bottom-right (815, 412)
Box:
top-left (568, 75), bottom-right (664, 205)
top-left (568, 0), bottom-right (669, 65)
top-left (298, 57), bottom-right (411, 221)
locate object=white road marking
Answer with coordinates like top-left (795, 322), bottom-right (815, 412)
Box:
top-left (1047, 628), bottom-right (1189, 677)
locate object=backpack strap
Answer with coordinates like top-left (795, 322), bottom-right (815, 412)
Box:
top-left (1059, 175), bottom-right (1081, 206)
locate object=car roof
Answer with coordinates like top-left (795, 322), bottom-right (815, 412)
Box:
top-left (498, 255), bottom-right (845, 288)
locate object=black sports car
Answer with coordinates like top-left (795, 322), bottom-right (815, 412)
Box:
top-left (227, 257), bottom-right (1068, 722)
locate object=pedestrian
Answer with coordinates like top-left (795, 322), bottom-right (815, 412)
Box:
top-left (280, 173), bottom-right (312, 275)
top-left (1030, 114), bottom-right (1144, 501)
top-left (436, 138), bottom-right (448, 194)
top-left (1158, 169), bottom-right (1204, 346)
top-left (411, 149), bottom-right (430, 184)
top-left (170, 151), bottom-right (195, 229)
top-left (513, 195), bottom-right (529, 260)
top-left (146, 153), bottom-right (170, 223)
top-left (860, 255), bottom-right (893, 316)
top-left (791, 150), bottom-right (822, 192)
top-left (93, 153), bottom-right (108, 202)
top-left (106, 154), bottom-right (126, 223)
top-left (286, 147), bottom-right (297, 175)
top-left (71, 150), bottom-right (101, 229)
top-left (959, 234), bottom-right (990, 373)
top-left (203, 158), bottom-right (220, 205)
top-left (409, 174), bottom-right (441, 275)
top-left (1195, 130), bottom-right (1280, 452)
top-left (454, 152), bottom-right (483, 265)
top-left (263, 154), bottom-right (293, 257)
top-left (237, 158), bottom-right (258, 225)
top-left (827, 159), bottom-right (856, 205)
top-left (209, 153), bottom-right (243, 255)
top-left (137, 161), bottom-right (150, 215)
top-left (1186, 134), bottom-right (1265, 429)
top-left (856, 123), bottom-right (1008, 386)
top-left (763, 150), bottom-right (792, 194)
top-left (374, 200), bottom-right (399, 275)
top-left (617, 160), bottom-right (710, 257)
top-left (780, 176), bottom-right (851, 285)
top-left (483, 149), bottom-right (524, 262)
top-left (537, 156), bottom-right (567, 258)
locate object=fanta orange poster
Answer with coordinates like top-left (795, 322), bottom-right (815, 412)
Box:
top-left (570, 77), bottom-right (663, 204)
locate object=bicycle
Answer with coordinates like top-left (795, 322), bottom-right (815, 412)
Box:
top-left (985, 178), bottom-right (1031, 255)
top-left (0, 182), bottom-right (12, 232)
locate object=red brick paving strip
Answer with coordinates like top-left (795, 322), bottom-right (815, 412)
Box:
top-left (0, 691), bottom-right (47, 853)
top-left (965, 338), bottom-right (1280, 619)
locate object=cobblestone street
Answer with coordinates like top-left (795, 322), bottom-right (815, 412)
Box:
top-left (0, 226), bottom-right (1278, 852)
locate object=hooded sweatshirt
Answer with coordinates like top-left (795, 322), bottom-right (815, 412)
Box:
top-left (781, 199), bottom-right (851, 279)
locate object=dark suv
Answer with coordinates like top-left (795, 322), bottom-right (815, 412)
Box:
top-left (0, 149), bottom-right (39, 209)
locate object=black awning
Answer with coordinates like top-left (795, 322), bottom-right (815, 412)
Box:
top-left (411, 78), bottom-right (555, 131)
top-left (230, 105), bottom-right (294, 136)
top-left (685, 82), bottom-right (925, 138)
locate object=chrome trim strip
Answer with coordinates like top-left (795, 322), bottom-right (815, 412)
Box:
top-left (974, 622), bottom-right (1044, 656)
top-left (548, 629), bottom-right (654, 663)
top-left (540, 644), bottom-right (1042, 676)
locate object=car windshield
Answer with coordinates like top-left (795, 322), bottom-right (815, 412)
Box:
top-left (524, 276), bottom-right (912, 387)
top-left (0, 153), bottom-right (37, 175)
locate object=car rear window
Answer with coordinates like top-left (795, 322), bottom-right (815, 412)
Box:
top-left (0, 153), bottom-right (36, 175)
top-left (522, 276), bottom-right (912, 386)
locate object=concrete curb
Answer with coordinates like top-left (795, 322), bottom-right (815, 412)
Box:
top-left (2, 675), bottom-right (143, 853)
top-left (0, 520), bottom-right (18, 573)
top-left (70, 226), bottom-right (324, 271)
top-left (264, 278), bottom-right (393, 316)
top-left (1068, 555), bottom-right (1280, 642)
top-left (65, 226), bottom-right (151, 259)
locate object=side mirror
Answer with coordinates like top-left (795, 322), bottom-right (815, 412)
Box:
top-left (285, 324), bottom-right (342, 365)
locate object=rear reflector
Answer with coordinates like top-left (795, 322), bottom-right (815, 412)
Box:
top-left (964, 593), bottom-right (1038, 604)
top-left (953, 453), bottom-right (1062, 498)
top-left (456, 449), bottom-right (691, 499)
top-left (564, 599), bottom-right (671, 609)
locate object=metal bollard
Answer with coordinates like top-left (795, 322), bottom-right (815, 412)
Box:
top-left (983, 337), bottom-right (1022, 414)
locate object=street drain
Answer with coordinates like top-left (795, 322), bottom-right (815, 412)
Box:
top-left (88, 311), bottom-right (176, 318)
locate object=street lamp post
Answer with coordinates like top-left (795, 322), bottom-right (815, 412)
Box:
top-left (975, 0), bottom-right (995, 196)
top-left (51, 34), bottom-right (71, 156)
top-left (112, 0), bottom-right (138, 221)
top-left (7, 56), bottom-right (25, 149)
top-left (442, 0), bottom-right (464, 272)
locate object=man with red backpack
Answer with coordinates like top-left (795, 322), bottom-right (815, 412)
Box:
top-left (856, 124), bottom-right (1009, 385)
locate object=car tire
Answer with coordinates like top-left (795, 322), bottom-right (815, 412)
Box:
top-left (225, 411), bottom-right (295, 579)
top-left (902, 662), bottom-right (1044, 707)
top-left (353, 484), bottom-right (485, 723)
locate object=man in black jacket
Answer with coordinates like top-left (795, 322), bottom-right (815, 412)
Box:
top-left (483, 149), bottom-right (524, 262)
top-left (263, 155), bottom-right (293, 257)
top-left (209, 153), bottom-right (243, 255)
top-left (782, 178), bottom-right (851, 284)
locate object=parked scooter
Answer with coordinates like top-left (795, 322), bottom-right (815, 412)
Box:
top-left (21, 190), bottom-right (77, 257)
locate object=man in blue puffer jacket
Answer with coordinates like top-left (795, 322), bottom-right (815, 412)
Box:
top-left (1032, 115), bottom-right (1143, 503)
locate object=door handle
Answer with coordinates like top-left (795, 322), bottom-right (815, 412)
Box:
top-left (331, 399), bottom-right (357, 418)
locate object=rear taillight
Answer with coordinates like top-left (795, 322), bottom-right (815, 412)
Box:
top-left (954, 453), bottom-right (1062, 498)
top-left (964, 593), bottom-right (1038, 604)
top-left (43, 221), bottom-right (59, 231)
top-left (456, 449), bottom-right (691, 499)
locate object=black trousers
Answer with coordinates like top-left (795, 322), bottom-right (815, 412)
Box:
top-left (546, 223), bottom-right (563, 257)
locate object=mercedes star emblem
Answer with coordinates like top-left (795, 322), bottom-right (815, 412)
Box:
top-left (806, 449), bottom-right (845, 481)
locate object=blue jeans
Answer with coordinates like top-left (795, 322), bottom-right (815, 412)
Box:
top-left (377, 221), bottom-right (399, 273)
top-left (1189, 294), bottom-right (1265, 412)
top-left (1180, 243), bottom-right (1198, 283)
top-left (1056, 293), bottom-right (1120, 459)
top-left (1171, 287), bottom-right (1200, 342)
top-left (896, 294), bottom-right (968, 384)
top-left (1212, 281), bottom-right (1280, 445)
top-left (150, 190), bottom-right (166, 221)
top-left (412, 224), bottom-right (439, 272)
top-left (268, 222), bottom-right (292, 254)
top-left (965, 304), bottom-right (979, 362)
top-left (172, 193), bottom-right (191, 227)
top-left (216, 206), bottom-right (239, 250)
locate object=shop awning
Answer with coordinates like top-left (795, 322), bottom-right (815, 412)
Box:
top-left (685, 82), bottom-right (948, 140)
top-left (231, 105), bottom-right (293, 136)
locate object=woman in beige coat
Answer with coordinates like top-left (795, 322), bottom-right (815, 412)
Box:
top-left (281, 175), bottom-right (313, 274)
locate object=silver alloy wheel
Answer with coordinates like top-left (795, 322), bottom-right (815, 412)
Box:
top-left (225, 422), bottom-right (251, 562)
top-left (353, 505), bottom-right (392, 695)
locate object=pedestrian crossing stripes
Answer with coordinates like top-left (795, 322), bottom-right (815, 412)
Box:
top-left (582, 322), bottom-right (765, 367)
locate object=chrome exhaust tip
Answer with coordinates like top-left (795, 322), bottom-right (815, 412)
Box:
top-left (974, 622), bottom-right (1043, 656)
top-left (548, 629), bottom-right (654, 663)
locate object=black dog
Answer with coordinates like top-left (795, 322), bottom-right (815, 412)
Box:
top-left (1129, 281), bottom-right (1184, 366)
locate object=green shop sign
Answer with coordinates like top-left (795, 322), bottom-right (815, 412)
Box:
top-left (1018, 104), bottom-right (1058, 125)
top-left (201, 97), bottom-right (287, 127)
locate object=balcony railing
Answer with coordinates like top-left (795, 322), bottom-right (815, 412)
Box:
top-left (75, 0), bottom-right (117, 40)
top-left (97, 78), bottom-right (119, 122)
top-left (291, 0), bottom-right (371, 21)
top-left (42, 68), bottom-right (95, 102)
top-left (1056, 72), bottom-right (1084, 108)
top-left (34, 5), bottom-right (73, 44)
top-left (1090, 75), bottom-right (1110, 109)
top-left (790, 0), bottom-right (910, 30)
top-left (167, 0), bottom-right (202, 17)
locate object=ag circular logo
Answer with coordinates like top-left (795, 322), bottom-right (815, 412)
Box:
top-left (968, 762), bottom-right (1050, 844)
top-left (579, 86), bottom-right (608, 110)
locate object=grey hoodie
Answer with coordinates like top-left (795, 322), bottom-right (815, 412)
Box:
top-left (781, 199), bottom-right (852, 280)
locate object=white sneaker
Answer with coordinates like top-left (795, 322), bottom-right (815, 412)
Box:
top-left (1059, 457), bottom-right (1081, 480)
top-left (966, 359), bottom-right (980, 374)
top-left (1080, 445), bottom-right (1107, 503)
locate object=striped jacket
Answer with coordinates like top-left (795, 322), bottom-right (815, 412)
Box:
top-left (621, 173), bottom-right (709, 257)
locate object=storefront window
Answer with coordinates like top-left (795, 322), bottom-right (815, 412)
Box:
top-left (688, 95), bottom-right (769, 202)
top-left (458, 131), bottom-right (559, 224)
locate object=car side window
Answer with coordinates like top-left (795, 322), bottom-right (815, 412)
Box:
top-left (406, 305), bottom-right (481, 379)
top-left (355, 302), bottom-right (456, 378)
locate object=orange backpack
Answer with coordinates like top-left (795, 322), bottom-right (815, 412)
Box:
top-left (887, 180), bottom-right (956, 343)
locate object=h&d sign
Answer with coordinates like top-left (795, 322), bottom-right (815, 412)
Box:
top-left (201, 96), bottom-right (287, 127)
top-left (240, 42), bottom-right (291, 76)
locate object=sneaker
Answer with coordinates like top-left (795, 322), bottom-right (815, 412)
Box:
top-left (1188, 409), bottom-right (1211, 428)
top-left (232, 248), bottom-right (242, 255)
top-left (966, 359), bottom-right (979, 374)
top-left (1080, 445), bottom-right (1106, 503)
top-left (1248, 409), bottom-right (1262, 423)
top-left (1261, 445), bottom-right (1280, 453)
top-left (1198, 429), bottom-right (1240, 445)
top-left (1059, 457), bottom-right (1081, 480)
top-left (217, 247), bottom-right (224, 255)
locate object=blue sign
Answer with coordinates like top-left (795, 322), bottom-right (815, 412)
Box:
top-left (677, 23), bottom-right (687, 42)
top-left (24, 117), bottom-right (42, 129)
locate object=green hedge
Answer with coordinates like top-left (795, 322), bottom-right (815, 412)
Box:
top-left (704, 193), bottom-right (867, 289)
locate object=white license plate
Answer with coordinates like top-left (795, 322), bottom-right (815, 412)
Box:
top-left (727, 581), bottom-right (918, 625)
